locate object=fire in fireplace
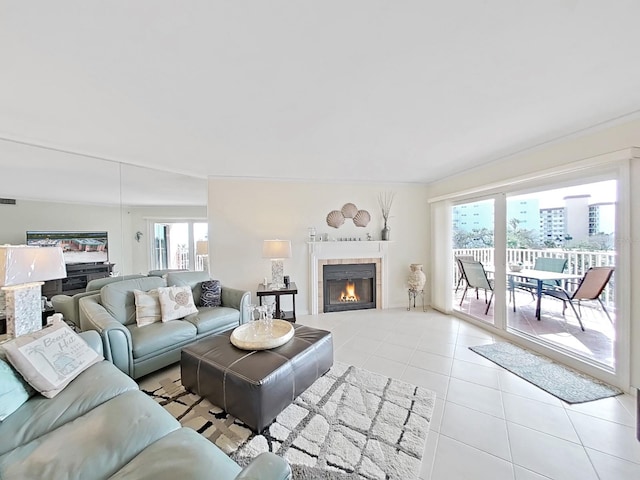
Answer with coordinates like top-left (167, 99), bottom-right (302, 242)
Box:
top-left (323, 263), bottom-right (376, 313)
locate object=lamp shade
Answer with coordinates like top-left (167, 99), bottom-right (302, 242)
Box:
top-left (0, 245), bottom-right (67, 287)
top-left (196, 240), bottom-right (209, 256)
top-left (262, 240), bottom-right (292, 259)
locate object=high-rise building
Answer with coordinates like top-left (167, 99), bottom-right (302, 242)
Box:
top-left (540, 206), bottom-right (565, 243)
top-left (589, 202), bottom-right (616, 235)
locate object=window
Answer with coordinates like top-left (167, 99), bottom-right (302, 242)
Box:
top-left (151, 221), bottom-right (208, 272)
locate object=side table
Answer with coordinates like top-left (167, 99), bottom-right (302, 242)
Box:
top-left (256, 282), bottom-right (297, 322)
top-left (407, 289), bottom-right (425, 312)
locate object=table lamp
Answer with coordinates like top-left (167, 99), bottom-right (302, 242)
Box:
top-left (262, 240), bottom-right (291, 289)
top-left (0, 245), bottom-right (67, 339)
top-left (196, 240), bottom-right (209, 272)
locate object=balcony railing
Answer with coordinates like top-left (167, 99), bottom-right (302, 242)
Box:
top-left (453, 248), bottom-right (616, 306)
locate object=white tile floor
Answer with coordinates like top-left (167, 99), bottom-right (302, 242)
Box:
top-left (298, 308), bottom-right (640, 480)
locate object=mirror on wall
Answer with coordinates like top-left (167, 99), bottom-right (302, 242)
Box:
top-left (0, 140), bottom-right (207, 289)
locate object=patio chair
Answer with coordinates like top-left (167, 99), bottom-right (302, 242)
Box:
top-left (454, 255), bottom-right (476, 293)
top-left (511, 257), bottom-right (568, 311)
top-left (458, 259), bottom-right (494, 315)
top-left (539, 266), bottom-right (615, 331)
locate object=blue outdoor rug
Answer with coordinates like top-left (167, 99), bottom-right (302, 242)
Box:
top-left (469, 342), bottom-right (623, 404)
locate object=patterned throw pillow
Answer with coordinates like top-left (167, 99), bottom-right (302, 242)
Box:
top-left (157, 286), bottom-right (198, 322)
top-left (2, 322), bottom-right (103, 398)
top-left (133, 289), bottom-right (162, 327)
top-left (200, 280), bottom-right (221, 307)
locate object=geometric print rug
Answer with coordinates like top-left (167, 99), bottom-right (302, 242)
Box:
top-left (139, 362), bottom-right (435, 479)
top-left (470, 342), bottom-right (623, 404)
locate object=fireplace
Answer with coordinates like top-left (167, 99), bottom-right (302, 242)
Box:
top-left (323, 263), bottom-right (376, 313)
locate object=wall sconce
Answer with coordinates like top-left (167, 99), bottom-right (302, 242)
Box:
top-left (262, 240), bottom-right (292, 289)
top-left (0, 245), bottom-right (67, 339)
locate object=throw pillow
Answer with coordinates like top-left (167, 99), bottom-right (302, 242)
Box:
top-left (0, 354), bottom-right (35, 421)
top-left (134, 289), bottom-right (162, 327)
top-left (157, 286), bottom-right (198, 322)
top-left (2, 322), bottom-right (103, 399)
top-left (199, 280), bottom-right (221, 307)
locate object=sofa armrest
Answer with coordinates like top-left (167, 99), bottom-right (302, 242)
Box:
top-left (234, 452), bottom-right (291, 480)
top-left (79, 295), bottom-right (134, 376)
top-left (221, 287), bottom-right (251, 324)
top-left (51, 294), bottom-right (75, 323)
top-left (78, 330), bottom-right (104, 356)
top-left (51, 291), bottom-right (97, 329)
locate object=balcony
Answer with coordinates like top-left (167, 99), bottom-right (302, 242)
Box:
top-left (453, 248), bottom-right (615, 368)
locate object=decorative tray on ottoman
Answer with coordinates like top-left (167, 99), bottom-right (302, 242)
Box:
top-left (230, 319), bottom-right (294, 350)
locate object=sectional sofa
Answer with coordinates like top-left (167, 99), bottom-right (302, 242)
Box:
top-left (0, 330), bottom-right (291, 479)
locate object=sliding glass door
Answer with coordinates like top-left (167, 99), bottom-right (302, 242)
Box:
top-left (446, 169), bottom-right (625, 380)
top-left (452, 198), bottom-right (496, 325)
top-left (505, 180), bottom-right (617, 368)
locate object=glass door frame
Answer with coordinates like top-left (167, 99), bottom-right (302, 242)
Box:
top-left (443, 158), bottom-right (631, 390)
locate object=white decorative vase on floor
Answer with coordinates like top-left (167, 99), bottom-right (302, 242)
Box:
top-left (408, 264), bottom-right (426, 291)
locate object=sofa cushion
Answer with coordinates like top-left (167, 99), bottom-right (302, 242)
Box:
top-left (0, 357), bottom-right (34, 421)
top-left (127, 320), bottom-right (197, 358)
top-left (200, 280), bottom-right (222, 307)
top-left (2, 323), bottom-right (103, 398)
top-left (166, 271), bottom-right (210, 305)
top-left (183, 307), bottom-right (240, 335)
top-left (158, 286), bottom-right (198, 322)
top-left (101, 277), bottom-right (166, 325)
top-left (109, 427), bottom-right (242, 480)
top-left (134, 289), bottom-right (162, 327)
top-left (0, 360), bottom-right (137, 455)
top-left (0, 390), bottom-right (180, 480)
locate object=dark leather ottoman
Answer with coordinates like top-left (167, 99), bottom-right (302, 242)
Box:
top-left (181, 324), bottom-right (333, 432)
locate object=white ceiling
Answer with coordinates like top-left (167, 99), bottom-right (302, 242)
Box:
top-left (1, 1), bottom-right (640, 191)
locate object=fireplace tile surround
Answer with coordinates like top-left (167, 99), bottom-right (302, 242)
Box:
top-left (308, 241), bottom-right (390, 315)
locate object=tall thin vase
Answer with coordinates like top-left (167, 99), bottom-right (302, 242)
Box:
top-left (381, 224), bottom-right (390, 241)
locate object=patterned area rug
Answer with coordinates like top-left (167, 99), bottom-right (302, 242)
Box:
top-left (469, 342), bottom-right (622, 404)
top-left (139, 362), bottom-right (435, 479)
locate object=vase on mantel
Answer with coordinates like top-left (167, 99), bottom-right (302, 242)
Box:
top-left (381, 224), bottom-right (390, 241)
top-left (408, 264), bottom-right (426, 291)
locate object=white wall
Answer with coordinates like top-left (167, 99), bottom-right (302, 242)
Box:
top-left (425, 118), bottom-right (640, 389)
top-left (208, 179), bottom-right (429, 314)
top-left (0, 199), bottom-right (124, 270)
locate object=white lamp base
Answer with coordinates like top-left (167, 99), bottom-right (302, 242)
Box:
top-left (271, 259), bottom-right (284, 289)
top-left (2, 282), bottom-right (44, 339)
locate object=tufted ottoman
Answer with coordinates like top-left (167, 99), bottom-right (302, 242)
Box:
top-left (181, 324), bottom-right (333, 432)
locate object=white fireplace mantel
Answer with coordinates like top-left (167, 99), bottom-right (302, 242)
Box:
top-left (308, 241), bottom-right (391, 315)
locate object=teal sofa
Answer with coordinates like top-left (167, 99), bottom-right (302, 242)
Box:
top-left (51, 274), bottom-right (147, 330)
top-left (79, 271), bottom-right (250, 378)
top-left (0, 331), bottom-right (290, 479)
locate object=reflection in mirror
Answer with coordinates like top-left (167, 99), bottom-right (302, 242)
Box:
top-left (0, 139), bottom-right (207, 334)
top-left (0, 139), bottom-right (207, 290)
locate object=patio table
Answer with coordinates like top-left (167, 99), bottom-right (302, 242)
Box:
top-left (485, 267), bottom-right (582, 320)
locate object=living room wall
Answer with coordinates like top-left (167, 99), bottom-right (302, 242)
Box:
top-left (425, 117), bottom-right (640, 391)
top-left (207, 179), bottom-right (429, 314)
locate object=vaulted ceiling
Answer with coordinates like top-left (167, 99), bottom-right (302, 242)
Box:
top-left (2, 1), bottom-right (640, 189)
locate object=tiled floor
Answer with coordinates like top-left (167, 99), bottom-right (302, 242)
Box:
top-left (298, 308), bottom-right (640, 480)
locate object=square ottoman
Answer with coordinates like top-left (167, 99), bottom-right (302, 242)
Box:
top-left (181, 324), bottom-right (333, 432)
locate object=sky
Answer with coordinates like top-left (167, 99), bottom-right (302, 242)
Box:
top-left (511, 180), bottom-right (617, 209)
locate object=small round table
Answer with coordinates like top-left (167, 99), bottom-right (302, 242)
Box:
top-left (407, 288), bottom-right (425, 311)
